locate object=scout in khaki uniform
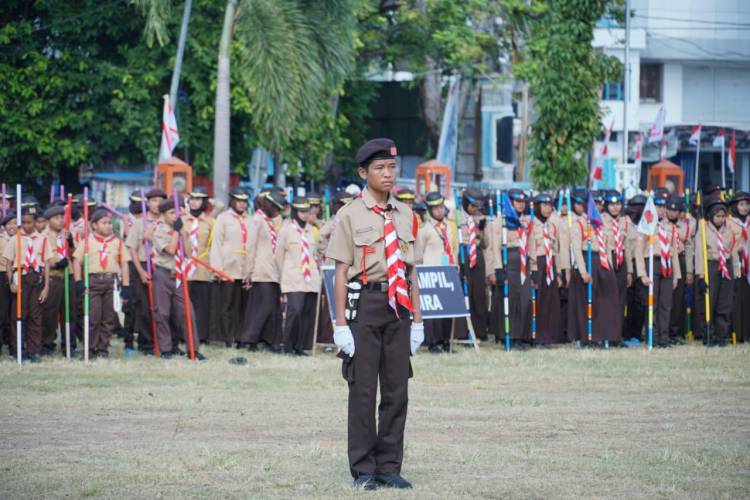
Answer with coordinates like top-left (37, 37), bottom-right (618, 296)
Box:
top-left (457, 188), bottom-right (488, 341)
top-left (306, 192), bottom-right (323, 230)
top-left (571, 192), bottom-right (622, 345)
top-left (40, 205), bottom-right (75, 355)
top-left (601, 190), bottom-right (630, 336)
top-left (72, 209), bottom-right (130, 358)
top-left (566, 189), bottom-right (588, 343)
top-left (327, 138), bottom-right (423, 491)
top-left (695, 196), bottom-right (741, 346)
top-left (624, 194), bottom-right (647, 342)
top-left (528, 193), bottom-right (570, 345)
top-left (209, 187), bottom-right (251, 346)
top-left (635, 191), bottom-right (681, 347)
top-left (151, 199), bottom-right (206, 360)
top-left (275, 197), bottom-right (321, 355)
top-left (181, 188), bottom-right (215, 345)
top-left (241, 190), bottom-right (287, 352)
top-left (124, 188), bottom-right (164, 353)
top-left (416, 191), bottom-right (457, 352)
top-left (315, 191), bottom-right (354, 345)
top-left (667, 194), bottom-right (695, 344)
top-left (5, 207), bottom-right (46, 361)
top-left (395, 187), bottom-right (416, 209)
top-left (121, 191), bottom-right (144, 355)
top-left (728, 192), bottom-right (750, 342)
top-left (0, 212), bottom-right (18, 355)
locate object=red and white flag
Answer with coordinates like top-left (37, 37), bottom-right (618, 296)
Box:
top-left (728, 130), bottom-right (736, 173)
top-left (591, 121), bottom-right (614, 182)
top-left (689, 124), bottom-right (702, 145)
top-left (648, 106), bottom-right (666, 143)
top-left (159, 95), bottom-right (180, 162)
top-left (637, 194), bottom-right (658, 236)
top-left (634, 132), bottom-right (643, 167)
top-left (712, 128), bottom-right (725, 148)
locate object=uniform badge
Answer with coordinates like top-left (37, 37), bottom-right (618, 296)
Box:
top-left (400, 240), bottom-right (409, 253)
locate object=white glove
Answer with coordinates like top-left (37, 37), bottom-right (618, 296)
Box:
top-left (334, 325), bottom-right (355, 357)
top-left (410, 322), bottom-right (424, 355)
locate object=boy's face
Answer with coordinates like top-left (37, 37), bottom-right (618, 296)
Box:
top-left (666, 208), bottom-right (680, 221)
top-left (35, 217), bottom-right (47, 232)
top-left (232, 199), bottom-right (248, 213)
top-left (93, 216), bottom-right (113, 237)
top-left (148, 197), bottom-right (164, 215)
top-left (48, 214), bottom-right (65, 232)
top-left (4, 220), bottom-right (17, 236)
top-left (359, 159), bottom-right (397, 193)
top-left (21, 215), bottom-right (34, 233)
top-left (164, 209), bottom-right (177, 225)
top-left (574, 202), bottom-right (584, 215)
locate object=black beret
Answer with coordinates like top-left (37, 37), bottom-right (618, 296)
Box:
top-left (291, 197), bottom-right (311, 211)
top-left (264, 191), bottom-right (287, 210)
top-left (730, 191), bottom-right (750, 204)
top-left (229, 187), bottom-right (249, 201)
top-left (628, 194), bottom-right (647, 206)
top-left (425, 191), bottom-right (445, 207)
top-left (0, 212), bottom-right (17, 226)
top-left (189, 186), bottom-right (209, 198)
top-left (43, 205), bottom-right (65, 219)
top-left (146, 188), bottom-right (168, 200)
top-left (158, 198), bottom-right (176, 213)
top-left (702, 185), bottom-right (724, 197)
top-left (413, 202), bottom-right (427, 212)
top-left (72, 193), bottom-right (96, 208)
top-left (395, 188), bottom-right (416, 201)
top-left (356, 138), bottom-right (397, 166)
top-left (130, 190), bottom-right (143, 203)
top-left (705, 195), bottom-right (727, 216)
top-left (653, 189), bottom-right (670, 205)
top-left (666, 194), bottom-right (685, 211)
top-left (533, 192), bottom-right (553, 204)
top-left (463, 188), bottom-right (485, 206)
top-left (590, 190), bottom-right (604, 202)
top-left (22, 206), bottom-right (39, 217)
top-left (90, 208), bottom-right (111, 223)
top-left (306, 192), bottom-right (322, 205)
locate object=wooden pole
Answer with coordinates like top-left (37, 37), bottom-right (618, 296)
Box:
top-left (15, 184), bottom-right (22, 365)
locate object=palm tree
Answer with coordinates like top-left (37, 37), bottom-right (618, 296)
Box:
top-left (139, 0), bottom-right (358, 200)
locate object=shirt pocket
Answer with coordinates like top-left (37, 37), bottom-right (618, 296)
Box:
top-left (352, 225), bottom-right (381, 278)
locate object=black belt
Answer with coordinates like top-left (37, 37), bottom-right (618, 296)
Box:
top-left (90, 273), bottom-right (117, 280)
top-left (362, 281), bottom-right (389, 292)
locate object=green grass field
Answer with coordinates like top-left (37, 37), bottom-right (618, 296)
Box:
top-left (1, 342), bottom-right (749, 499)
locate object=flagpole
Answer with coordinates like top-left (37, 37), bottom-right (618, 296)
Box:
top-left (586, 221), bottom-right (593, 345)
top-left (721, 135), bottom-right (726, 188)
top-left (83, 188), bottom-right (90, 362)
top-left (501, 193), bottom-right (510, 353)
top-left (64, 194), bottom-right (72, 359)
top-left (529, 200), bottom-right (537, 345)
top-left (15, 184), bottom-right (23, 365)
top-left (168, 0), bottom-right (193, 110)
top-left (173, 191), bottom-right (196, 361)
top-left (647, 233), bottom-right (654, 351)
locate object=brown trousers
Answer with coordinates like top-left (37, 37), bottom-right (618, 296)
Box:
top-left (42, 275), bottom-right (65, 352)
top-left (87, 275), bottom-right (116, 355)
top-left (211, 280), bottom-right (247, 343)
top-left (152, 267), bottom-right (199, 354)
top-left (506, 248), bottom-right (532, 341)
top-left (317, 292), bottom-right (333, 345)
top-left (343, 289), bottom-right (411, 478)
top-left (0, 273), bottom-right (11, 349)
top-left (650, 261), bottom-right (673, 346)
top-left (189, 280), bottom-right (213, 343)
top-left (669, 253), bottom-right (687, 340)
top-left (734, 276), bottom-right (750, 342)
top-left (625, 258), bottom-right (647, 340)
top-left (284, 291), bottom-right (316, 351)
top-left (535, 256), bottom-right (562, 344)
top-left (240, 281), bottom-right (281, 347)
top-left (567, 268), bottom-right (586, 342)
top-left (11, 271), bottom-right (44, 355)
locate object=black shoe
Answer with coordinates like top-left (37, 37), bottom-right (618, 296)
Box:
top-left (172, 347), bottom-right (186, 356)
top-left (428, 345), bottom-right (442, 354)
top-left (97, 351), bottom-right (110, 359)
top-left (353, 474), bottom-right (377, 491)
top-left (161, 352), bottom-right (175, 359)
top-left (293, 349), bottom-right (309, 357)
top-left (194, 352), bottom-right (207, 361)
top-left (374, 473), bottom-right (412, 489)
top-left (25, 353), bottom-right (42, 363)
top-left (247, 343), bottom-right (258, 352)
top-left (225, 341), bottom-right (233, 348)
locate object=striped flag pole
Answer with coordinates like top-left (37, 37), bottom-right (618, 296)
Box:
top-left (647, 233), bottom-right (654, 351)
top-left (529, 200), bottom-right (537, 345)
top-left (64, 194), bottom-right (73, 359)
top-left (453, 187), bottom-right (479, 352)
top-left (15, 184), bottom-right (23, 365)
top-left (83, 187), bottom-right (90, 362)
top-left (501, 194), bottom-right (510, 352)
top-left (586, 222), bottom-right (593, 344)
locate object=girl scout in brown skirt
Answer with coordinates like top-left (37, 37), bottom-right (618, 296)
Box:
top-left (567, 189), bottom-right (588, 343)
top-left (601, 190), bottom-right (630, 336)
top-left (728, 192), bottom-right (750, 342)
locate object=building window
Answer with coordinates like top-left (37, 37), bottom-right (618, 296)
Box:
top-left (640, 63), bottom-right (663, 103)
top-left (602, 81), bottom-right (623, 101)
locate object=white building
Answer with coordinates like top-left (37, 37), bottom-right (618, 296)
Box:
top-left (594, 0), bottom-right (750, 193)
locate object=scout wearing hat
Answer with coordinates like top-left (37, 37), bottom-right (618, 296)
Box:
top-left (148, 199), bottom-right (205, 359)
top-left (274, 197), bottom-right (321, 355)
top-left (120, 190), bottom-right (146, 353)
top-left (623, 194), bottom-right (648, 343)
top-left (238, 189), bottom-right (287, 352)
top-left (209, 187), bottom-right (252, 347)
top-left (564, 189), bottom-right (589, 343)
top-left (665, 194), bottom-right (694, 344)
top-left (413, 201), bottom-right (427, 226)
top-left (72, 209), bottom-right (130, 358)
top-left (601, 190), bottom-right (631, 340)
top-left (181, 187), bottom-right (216, 345)
top-left (40, 205), bottom-right (75, 355)
top-left (634, 190), bottom-right (681, 347)
top-left (315, 190), bottom-right (354, 345)
top-left (123, 188), bottom-right (165, 354)
top-left (306, 192), bottom-right (323, 229)
top-left (695, 196), bottom-right (740, 346)
top-left (527, 193), bottom-right (570, 345)
top-left (326, 138), bottom-right (423, 490)
top-left (395, 187), bottom-right (416, 209)
top-left (4, 206), bottom-right (46, 361)
top-left (0, 212), bottom-right (17, 354)
top-left (415, 191), bottom-right (456, 352)
top-left (728, 191), bottom-right (750, 342)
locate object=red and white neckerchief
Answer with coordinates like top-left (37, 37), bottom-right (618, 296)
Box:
top-left (518, 226), bottom-right (528, 284)
top-left (233, 211), bottom-right (248, 255)
top-left (94, 234), bottom-right (115, 269)
top-left (22, 232), bottom-right (40, 273)
top-left (143, 217), bottom-right (159, 261)
top-left (185, 216), bottom-right (200, 278)
top-left (293, 220), bottom-right (312, 282)
top-left (735, 218), bottom-right (749, 281)
top-left (175, 240), bottom-right (185, 287)
top-left (612, 217), bottom-right (624, 268)
top-left (56, 233), bottom-right (66, 259)
top-left (542, 222), bottom-right (554, 285)
top-left (435, 220), bottom-right (455, 265)
top-left (657, 222), bottom-right (672, 278)
top-left (716, 228), bottom-right (730, 279)
top-left (255, 209), bottom-right (276, 253)
top-left (467, 216), bottom-right (478, 268)
top-left (371, 204), bottom-right (413, 317)
top-left (595, 226), bottom-right (610, 270)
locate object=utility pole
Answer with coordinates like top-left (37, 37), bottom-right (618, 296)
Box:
top-left (169, 0), bottom-right (193, 110)
top-left (622, 0), bottom-right (631, 176)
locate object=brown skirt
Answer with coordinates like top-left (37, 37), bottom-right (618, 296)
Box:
top-left (507, 248), bottom-right (532, 341)
top-left (590, 253), bottom-right (622, 342)
top-left (535, 256), bottom-right (562, 344)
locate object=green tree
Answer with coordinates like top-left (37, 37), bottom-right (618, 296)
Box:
top-left (517, 0), bottom-right (622, 190)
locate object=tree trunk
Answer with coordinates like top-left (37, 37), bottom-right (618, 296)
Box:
top-left (419, 56), bottom-right (443, 153)
top-left (212, 0), bottom-right (238, 202)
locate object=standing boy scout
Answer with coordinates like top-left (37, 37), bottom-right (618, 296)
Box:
top-left (209, 187), bottom-right (251, 347)
top-left (73, 209), bottom-right (130, 358)
top-left (275, 197), bottom-right (321, 355)
top-left (5, 207), bottom-right (45, 362)
top-left (667, 194), bottom-right (695, 344)
top-left (0, 212), bottom-right (16, 355)
top-left (415, 191), bottom-right (456, 352)
top-left (326, 138), bottom-right (423, 490)
top-left (458, 188), bottom-right (488, 341)
top-left (41, 205), bottom-right (74, 355)
top-left (152, 199), bottom-right (206, 360)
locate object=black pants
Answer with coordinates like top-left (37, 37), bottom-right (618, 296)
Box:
top-left (650, 261), bottom-right (673, 346)
top-left (625, 258), bottom-right (647, 340)
top-left (10, 272), bottom-right (43, 356)
top-left (506, 248), bottom-right (531, 341)
top-left (0, 273), bottom-right (12, 349)
top-left (41, 275), bottom-right (74, 353)
top-left (241, 282), bottom-right (281, 347)
top-left (343, 289), bottom-right (411, 478)
top-left (535, 256), bottom-right (561, 344)
top-left (189, 281), bottom-right (213, 343)
top-left (130, 262), bottom-right (154, 351)
top-left (283, 291), bottom-right (316, 352)
top-left (705, 260), bottom-right (734, 343)
top-left (460, 245), bottom-right (488, 340)
top-left (425, 317), bottom-right (452, 347)
top-left (669, 253), bottom-right (687, 340)
top-left (212, 280), bottom-right (247, 343)
top-left (733, 276), bottom-right (750, 342)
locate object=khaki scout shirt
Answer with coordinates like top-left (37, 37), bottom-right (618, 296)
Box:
top-left (245, 210), bottom-right (282, 283)
top-left (4, 230), bottom-right (45, 273)
top-left (624, 215), bottom-right (640, 274)
top-left (326, 188), bottom-right (419, 283)
top-left (459, 210), bottom-right (488, 250)
top-left (125, 213), bottom-right (159, 263)
top-left (570, 215), bottom-right (617, 271)
top-left (44, 229), bottom-right (68, 278)
top-left (695, 221), bottom-right (741, 278)
top-left (180, 212), bottom-right (215, 282)
top-left (484, 216), bottom-right (534, 273)
top-left (316, 217), bottom-right (337, 264)
top-left (0, 232), bottom-right (7, 269)
top-left (152, 220), bottom-right (177, 270)
top-left (73, 233), bottom-right (129, 274)
top-left (602, 212), bottom-right (632, 272)
top-left (728, 215), bottom-right (749, 278)
top-left (635, 219), bottom-right (682, 280)
top-left (275, 220), bottom-right (321, 293)
top-left (209, 209), bottom-right (252, 280)
top-left (416, 219), bottom-right (457, 266)
top-left (528, 217), bottom-right (570, 272)
top-left (673, 213), bottom-right (696, 274)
